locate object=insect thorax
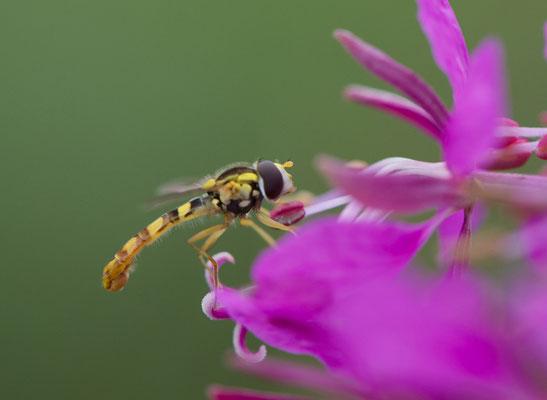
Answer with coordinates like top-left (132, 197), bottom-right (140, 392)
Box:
top-left (209, 166), bottom-right (263, 215)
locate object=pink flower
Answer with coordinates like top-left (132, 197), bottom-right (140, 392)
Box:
top-left (335, 0), bottom-right (547, 171)
top-left (302, 3), bottom-right (547, 274)
top-left (208, 355), bottom-right (365, 399)
top-left (209, 219), bottom-right (547, 400)
top-left (199, 6), bottom-right (547, 399)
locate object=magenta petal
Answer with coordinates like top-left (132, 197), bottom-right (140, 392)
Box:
top-left (509, 280), bottom-right (547, 395)
top-left (472, 170), bottom-right (547, 212)
top-left (228, 356), bottom-right (365, 399)
top-left (415, 0), bottom-right (469, 96)
top-left (335, 29), bottom-right (448, 129)
top-left (520, 216), bottom-right (547, 272)
top-left (318, 155), bottom-right (466, 213)
top-left (443, 39), bottom-right (507, 176)
top-left (338, 277), bottom-right (530, 399)
top-left (207, 385), bottom-right (315, 400)
top-left (201, 292), bottom-right (230, 320)
top-left (345, 85), bottom-right (443, 139)
top-left (219, 216), bottom-right (445, 366)
top-left (233, 324), bottom-right (267, 363)
top-left (220, 241), bottom-right (532, 399)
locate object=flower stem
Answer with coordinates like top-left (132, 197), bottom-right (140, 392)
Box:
top-left (448, 205), bottom-right (474, 278)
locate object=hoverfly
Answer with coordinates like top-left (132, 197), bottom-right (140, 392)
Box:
top-left (102, 160), bottom-right (295, 292)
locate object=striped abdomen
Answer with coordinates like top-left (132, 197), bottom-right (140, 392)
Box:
top-left (102, 196), bottom-right (218, 292)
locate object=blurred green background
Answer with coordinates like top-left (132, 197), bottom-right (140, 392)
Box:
top-left (2, 1), bottom-right (547, 398)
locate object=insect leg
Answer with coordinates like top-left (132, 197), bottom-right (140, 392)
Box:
top-left (257, 209), bottom-right (295, 233)
top-left (187, 222), bottom-right (230, 287)
top-left (240, 217), bottom-right (276, 247)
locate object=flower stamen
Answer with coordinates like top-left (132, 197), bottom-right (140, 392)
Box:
top-left (233, 324), bottom-right (267, 363)
top-left (448, 205), bottom-right (474, 277)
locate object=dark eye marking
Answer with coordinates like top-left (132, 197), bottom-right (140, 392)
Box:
top-left (257, 160), bottom-right (283, 200)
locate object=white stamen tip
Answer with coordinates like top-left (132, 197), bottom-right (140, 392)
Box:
top-left (233, 323), bottom-right (267, 363)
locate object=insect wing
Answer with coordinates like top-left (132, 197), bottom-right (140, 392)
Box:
top-left (144, 179), bottom-right (204, 209)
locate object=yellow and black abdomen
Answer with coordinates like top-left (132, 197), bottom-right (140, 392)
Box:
top-left (102, 196), bottom-right (218, 292)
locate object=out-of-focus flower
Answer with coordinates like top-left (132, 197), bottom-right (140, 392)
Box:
top-left (318, 155), bottom-right (547, 215)
top-left (208, 355), bottom-right (366, 400)
top-left (514, 215), bottom-right (547, 273)
top-left (316, 154), bottom-right (547, 275)
top-left (300, 2), bottom-right (547, 273)
top-left (207, 385), bottom-right (316, 400)
top-left (203, 214), bottom-right (445, 361)
top-left (336, 0), bottom-right (547, 169)
top-left (200, 6), bottom-right (547, 400)
top-left (269, 201), bottom-right (306, 226)
top-left (211, 218), bottom-right (547, 400)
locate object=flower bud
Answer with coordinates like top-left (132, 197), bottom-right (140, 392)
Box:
top-left (480, 138), bottom-right (532, 170)
top-left (270, 201), bottom-right (305, 226)
top-left (535, 135), bottom-right (547, 160)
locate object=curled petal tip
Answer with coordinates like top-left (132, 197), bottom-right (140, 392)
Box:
top-left (204, 252), bottom-right (236, 290)
top-left (206, 252), bottom-right (235, 269)
top-left (201, 292), bottom-right (230, 320)
top-left (233, 324), bottom-right (267, 363)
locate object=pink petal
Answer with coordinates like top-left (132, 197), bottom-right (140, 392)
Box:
top-left (201, 292), bottom-right (230, 320)
top-left (472, 170), bottom-right (547, 212)
top-left (304, 192), bottom-right (352, 217)
top-left (317, 155), bottom-right (467, 213)
top-left (498, 126), bottom-right (547, 138)
top-left (219, 215), bottom-right (446, 367)
top-left (207, 385), bottom-right (314, 400)
top-left (335, 29), bottom-right (448, 129)
top-left (220, 236), bottom-right (533, 399)
top-left (337, 277), bottom-right (528, 399)
top-left (204, 252), bottom-right (236, 290)
top-left (443, 39), bottom-right (507, 176)
top-left (232, 324), bottom-right (267, 363)
top-left (345, 85), bottom-right (442, 139)
top-left (228, 355), bottom-right (365, 399)
top-left (415, 0), bottom-right (469, 96)
top-left (520, 216), bottom-right (547, 272)
top-left (509, 279), bottom-right (547, 393)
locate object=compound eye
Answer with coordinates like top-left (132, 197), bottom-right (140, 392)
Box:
top-left (257, 160), bottom-right (283, 200)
